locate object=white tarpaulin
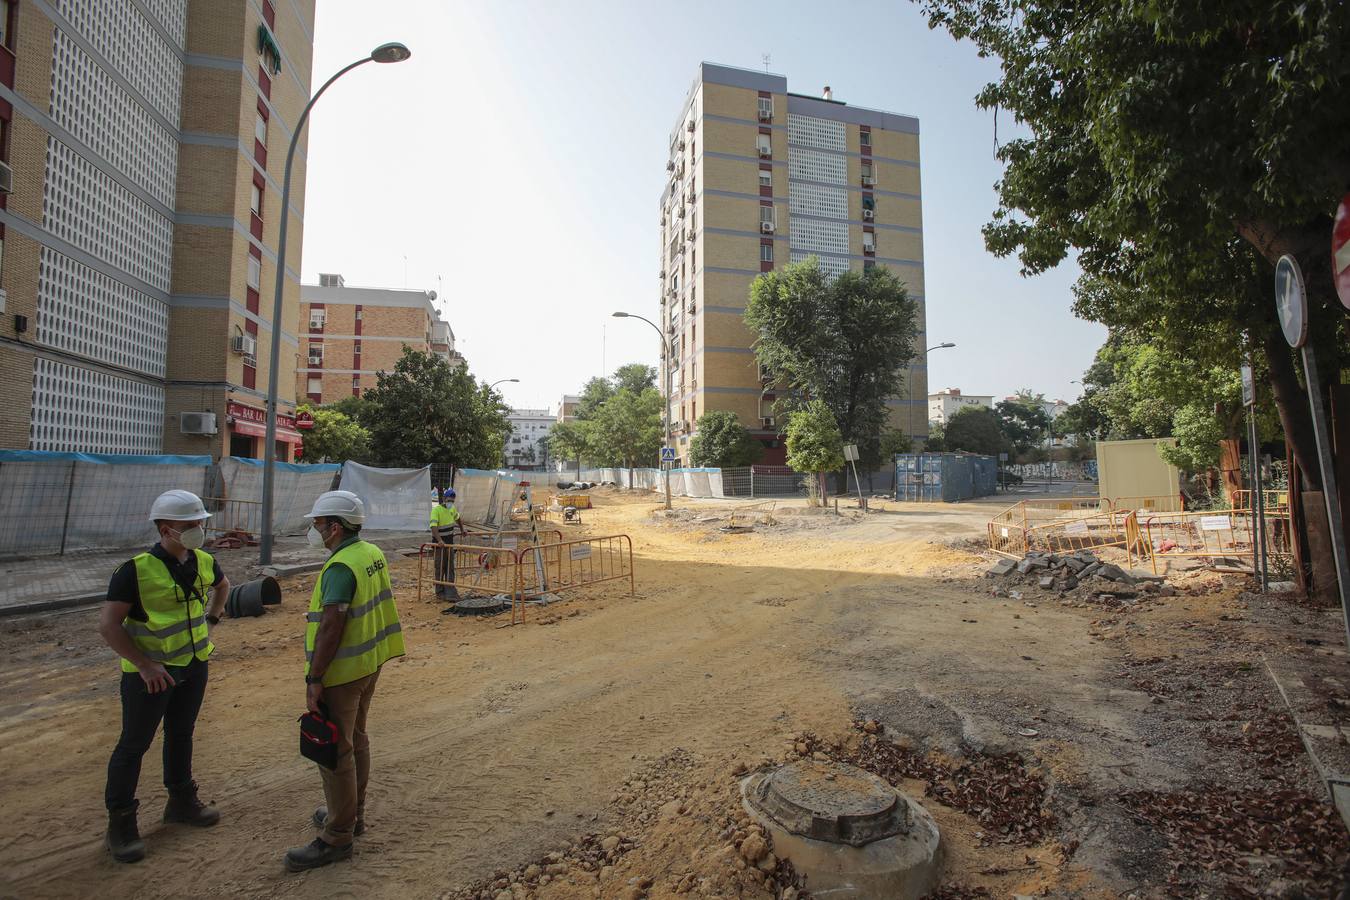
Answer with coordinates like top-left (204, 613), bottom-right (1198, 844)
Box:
top-left (339, 462), bottom-right (431, 530)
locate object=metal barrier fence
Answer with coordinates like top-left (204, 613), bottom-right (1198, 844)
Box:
top-left (1024, 510), bottom-right (1143, 568)
top-left (1142, 508), bottom-right (1292, 575)
top-left (202, 497), bottom-right (263, 545)
top-left (721, 466), bottom-right (810, 498)
top-left (416, 534), bottom-right (635, 625)
top-left (1231, 490), bottom-right (1289, 510)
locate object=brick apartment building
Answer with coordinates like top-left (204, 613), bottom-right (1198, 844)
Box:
top-left (298, 273), bottom-right (462, 405)
top-left (658, 63), bottom-right (927, 464)
top-left (0, 1), bottom-right (316, 460)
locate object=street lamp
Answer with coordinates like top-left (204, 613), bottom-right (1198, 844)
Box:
top-left (259, 42), bottom-right (411, 565)
top-left (913, 342), bottom-right (956, 442)
top-left (612, 311), bottom-right (672, 510)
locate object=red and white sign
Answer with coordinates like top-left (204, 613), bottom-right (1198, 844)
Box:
top-left (226, 401), bottom-right (301, 442)
top-left (1334, 192), bottom-right (1350, 310)
top-left (296, 410), bottom-right (315, 430)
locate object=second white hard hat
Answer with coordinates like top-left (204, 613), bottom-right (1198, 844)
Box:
top-left (305, 490), bottom-right (366, 524)
top-left (148, 489), bottom-right (211, 523)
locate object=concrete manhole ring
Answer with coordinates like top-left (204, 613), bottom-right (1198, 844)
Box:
top-left (448, 594), bottom-right (511, 616)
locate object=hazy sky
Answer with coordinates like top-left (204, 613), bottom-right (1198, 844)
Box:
top-left (301, 0), bottom-right (1106, 412)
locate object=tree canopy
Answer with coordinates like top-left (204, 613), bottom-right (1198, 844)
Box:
top-left (359, 347), bottom-right (510, 469)
top-left (745, 257), bottom-right (919, 470)
top-left (944, 406), bottom-right (1009, 457)
top-left (995, 391), bottom-right (1050, 457)
top-left (611, 363), bottom-right (657, 395)
top-left (689, 411), bottom-right (761, 468)
top-left (299, 404), bottom-right (371, 464)
top-left (785, 400), bottom-right (845, 478)
top-left (588, 387), bottom-right (663, 470)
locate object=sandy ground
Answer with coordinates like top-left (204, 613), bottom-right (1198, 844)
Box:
top-left (0, 490), bottom-right (1343, 899)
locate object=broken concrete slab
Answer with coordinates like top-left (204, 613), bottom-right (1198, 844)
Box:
top-left (987, 559), bottom-right (1017, 578)
top-left (1025, 556), bottom-right (1052, 570)
top-left (1062, 557), bottom-right (1086, 573)
top-left (1038, 576), bottom-right (1056, 590)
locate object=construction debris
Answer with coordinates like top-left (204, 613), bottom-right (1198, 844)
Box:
top-left (987, 549), bottom-right (1178, 604)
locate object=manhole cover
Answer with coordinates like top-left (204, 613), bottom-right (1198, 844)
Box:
top-left (447, 594), bottom-right (511, 616)
top-left (747, 760), bottom-right (911, 846)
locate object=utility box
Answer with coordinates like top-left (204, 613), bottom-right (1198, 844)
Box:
top-left (894, 453), bottom-right (997, 502)
top-left (1095, 438), bottom-right (1181, 508)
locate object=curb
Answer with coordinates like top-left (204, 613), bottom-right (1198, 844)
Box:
top-left (0, 591), bottom-right (104, 618)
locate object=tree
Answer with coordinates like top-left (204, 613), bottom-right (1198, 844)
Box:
top-left (326, 394), bottom-right (376, 425)
top-left (549, 421), bottom-right (591, 481)
top-left (689, 411), bottom-right (761, 468)
top-left (921, 0), bottom-right (1349, 594)
top-left (924, 421), bottom-right (946, 452)
top-left (299, 404), bottom-right (371, 463)
top-left (944, 406), bottom-right (1009, 457)
top-left (785, 400), bottom-right (845, 505)
top-left (879, 428), bottom-right (913, 460)
top-left (612, 363), bottom-right (657, 396)
top-left (361, 347), bottom-right (510, 469)
top-left (745, 257), bottom-right (920, 470)
top-left (575, 377), bottom-right (616, 421)
top-left (995, 391), bottom-right (1050, 459)
top-left (589, 387), bottom-right (663, 482)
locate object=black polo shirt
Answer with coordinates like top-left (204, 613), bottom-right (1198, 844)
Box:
top-left (106, 544), bottom-right (225, 622)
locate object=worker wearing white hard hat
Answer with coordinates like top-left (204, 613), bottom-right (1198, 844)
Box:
top-left (98, 489), bottom-right (231, 864)
top-left (286, 490), bottom-right (405, 872)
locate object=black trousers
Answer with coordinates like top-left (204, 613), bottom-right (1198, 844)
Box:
top-left (432, 531), bottom-right (457, 596)
top-left (104, 657), bottom-right (208, 811)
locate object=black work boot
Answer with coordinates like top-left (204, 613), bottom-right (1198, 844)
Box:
top-left (106, 801), bottom-right (146, 863)
top-left (312, 805), bottom-right (365, 836)
top-left (163, 781), bottom-right (220, 827)
top-left (284, 837), bottom-right (353, 872)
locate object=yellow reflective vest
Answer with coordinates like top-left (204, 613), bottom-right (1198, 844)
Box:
top-left (120, 550), bottom-right (215, 673)
top-left (430, 503), bottom-right (459, 529)
top-left (305, 540), bottom-right (405, 688)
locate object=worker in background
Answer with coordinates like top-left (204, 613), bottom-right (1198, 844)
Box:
top-left (429, 487), bottom-right (465, 600)
top-left (98, 489), bottom-right (230, 864)
top-left (286, 490), bottom-right (405, 872)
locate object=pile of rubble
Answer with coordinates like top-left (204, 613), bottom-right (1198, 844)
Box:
top-left (986, 549), bottom-right (1177, 603)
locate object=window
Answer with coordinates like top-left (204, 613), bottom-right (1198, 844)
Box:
top-left (760, 242), bottom-right (774, 262)
top-left (758, 96), bottom-right (773, 121)
top-left (863, 234), bottom-right (876, 253)
top-left (247, 255), bottom-right (261, 290)
top-left (759, 170), bottom-right (772, 189)
top-left (308, 344), bottom-right (323, 365)
top-left (760, 205), bottom-right (775, 227)
top-left (0, 1), bottom-right (11, 49)
top-left (250, 182), bottom-right (263, 217)
top-left (859, 130), bottom-right (871, 147)
top-left (255, 110), bottom-right (268, 147)
top-left (307, 377), bottom-right (321, 394)
top-left (861, 162), bottom-right (875, 185)
top-left (354, 308), bottom-right (363, 320)
top-left (308, 307), bottom-right (325, 329)
top-left (756, 134), bottom-right (772, 157)
top-left (862, 195), bottom-right (876, 211)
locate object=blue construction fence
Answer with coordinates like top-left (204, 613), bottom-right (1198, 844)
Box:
top-left (893, 453), bottom-right (998, 502)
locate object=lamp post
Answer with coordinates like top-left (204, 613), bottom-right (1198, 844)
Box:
top-left (913, 342), bottom-right (956, 443)
top-left (612, 311), bottom-right (672, 510)
top-left (259, 42), bottom-right (411, 565)
top-left (490, 379), bottom-right (519, 466)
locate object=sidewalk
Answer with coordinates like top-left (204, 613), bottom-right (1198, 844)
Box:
top-left (0, 530), bottom-right (429, 616)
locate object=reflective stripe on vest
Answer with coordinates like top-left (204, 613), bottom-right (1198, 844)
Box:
top-left (120, 550), bottom-right (215, 674)
top-left (305, 541), bottom-right (405, 687)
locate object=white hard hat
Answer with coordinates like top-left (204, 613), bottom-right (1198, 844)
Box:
top-left (305, 490), bottom-right (366, 525)
top-left (149, 489), bottom-right (211, 523)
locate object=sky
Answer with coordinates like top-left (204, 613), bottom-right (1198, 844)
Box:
top-left (300, 0), bottom-right (1107, 413)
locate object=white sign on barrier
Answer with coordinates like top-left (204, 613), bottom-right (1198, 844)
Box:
top-left (569, 544), bottom-right (592, 561)
top-left (1200, 515), bottom-right (1232, 532)
top-left (1065, 520), bottom-right (1089, 535)
top-left (1001, 527), bottom-right (1009, 538)
top-left (500, 536), bottom-right (517, 549)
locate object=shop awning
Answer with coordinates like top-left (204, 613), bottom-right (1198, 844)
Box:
top-left (231, 420), bottom-right (303, 443)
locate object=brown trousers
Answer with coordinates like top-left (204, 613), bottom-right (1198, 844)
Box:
top-left (318, 668), bottom-right (380, 847)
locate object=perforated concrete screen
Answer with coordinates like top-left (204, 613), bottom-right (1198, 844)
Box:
top-left (30, 358), bottom-right (165, 454)
top-left (54, 0), bottom-right (186, 125)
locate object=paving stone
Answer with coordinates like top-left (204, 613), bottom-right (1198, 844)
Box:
top-left (988, 559), bottom-right (1017, 577)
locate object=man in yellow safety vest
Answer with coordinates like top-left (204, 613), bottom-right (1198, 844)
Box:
top-left (429, 487), bottom-right (465, 600)
top-left (285, 490), bottom-right (405, 872)
top-left (98, 489), bottom-right (231, 863)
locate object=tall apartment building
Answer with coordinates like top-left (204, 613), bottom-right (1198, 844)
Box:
top-left (0, 1), bottom-right (316, 460)
top-left (505, 407), bottom-right (553, 469)
top-left (928, 388), bottom-right (994, 425)
top-left (658, 63), bottom-right (927, 464)
top-left (556, 394), bottom-right (580, 424)
top-left (298, 273), bottom-right (463, 405)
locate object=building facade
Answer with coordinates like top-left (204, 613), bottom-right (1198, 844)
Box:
top-left (298, 273), bottom-right (461, 405)
top-left (658, 63), bottom-right (927, 464)
top-left (0, 0), bottom-right (316, 460)
top-left (505, 407), bottom-right (553, 469)
top-left (928, 388), bottom-right (994, 425)
top-left (556, 394), bottom-right (579, 423)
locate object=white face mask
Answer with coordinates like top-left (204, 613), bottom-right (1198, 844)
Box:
top-left (171, 525), bottom-right (205, 551)
top-left (307, 524), bottom-right (327, 549)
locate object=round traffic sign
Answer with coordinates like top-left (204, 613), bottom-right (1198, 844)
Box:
top-left (1334, 192), bottom-right (1350, 310)
top-left (1275, 254), bottom-right (1308, 348)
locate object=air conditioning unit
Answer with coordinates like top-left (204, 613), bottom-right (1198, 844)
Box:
top-left (308, 354), bottom-right (323, 366)
top-left (758, 109), bottom-right (772, 122)
top-left (230, 333), bottom-right (257, 356)
top-left (862, 208), bottom-right (875, 221)
top-left (758, 146), bottom-right (772, 158)
top-left (309, 319), bottom-right (324, 331)
top-left (0, 160), bottom-right (13, 195)
top-left (686, 120), bottom-right (696, 132)
top-left (760, 221), bottom-right (775, 234)
top-left (863, 243), bottom-right (876, 254)
top-left (677, 138), bottom-right (686, 152)
top-left (761, 417), bottom-right (775, 429)
top-left (180, 412), bottom-right (217, 435)
top-left (861, 175), bottom-right (876, 186)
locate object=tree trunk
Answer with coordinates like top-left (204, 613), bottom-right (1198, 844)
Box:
top-left (1263, 328), bottom-right (1339, 597)
top-left (1218, 439), bottom-right (1243, 501)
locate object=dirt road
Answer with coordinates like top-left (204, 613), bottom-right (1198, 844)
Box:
top-left (0, 491), bottom-right (1341, 898)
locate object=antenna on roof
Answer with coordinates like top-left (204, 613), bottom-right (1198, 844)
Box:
top-left (762, 53), bottom-right (771, 73)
